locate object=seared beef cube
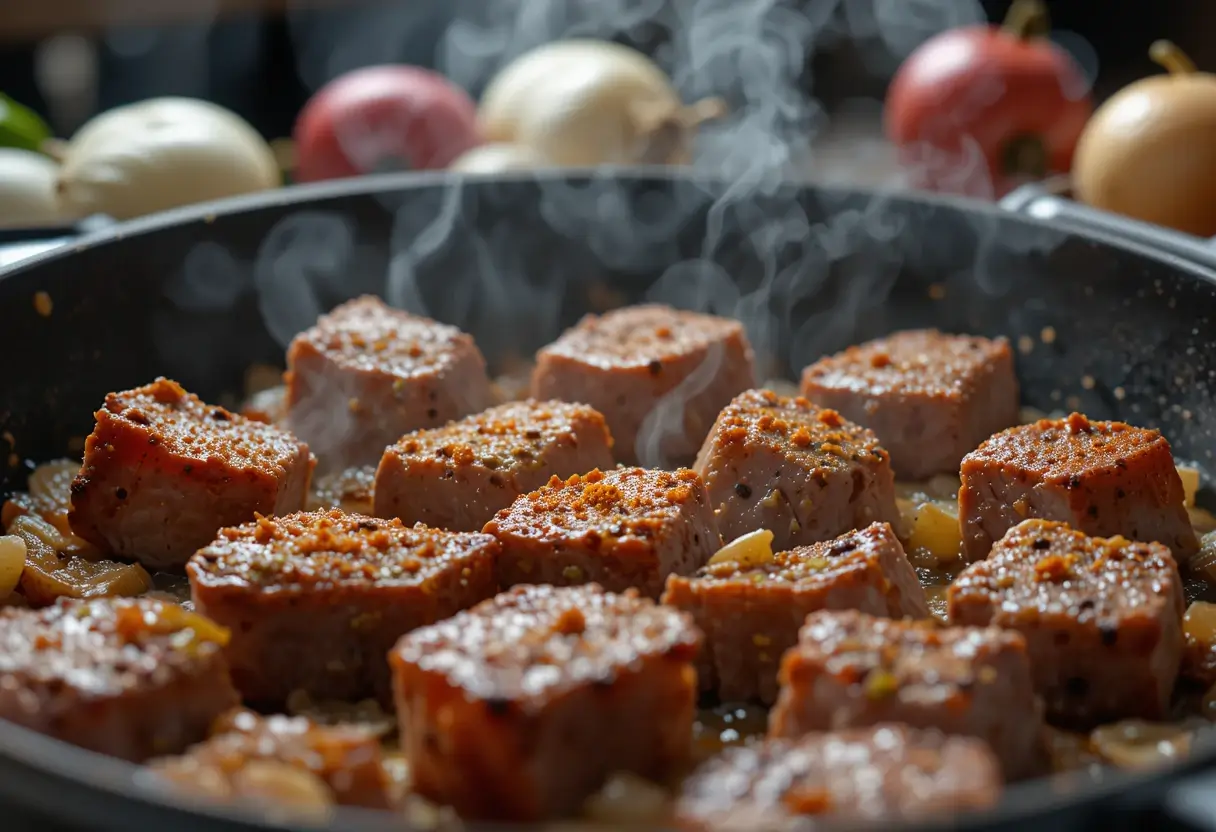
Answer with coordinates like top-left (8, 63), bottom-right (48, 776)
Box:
top-left (187, 509), bottom-right (498, 707)
top-left (150, 709), bottom-right (391, 809)
top-left (770, 609), bottom-right (1042, 779)
top-left (800, 329), bottom-right (1018, 479)
top-left (674, 725), bottom-right (1001, 829)
top-left (308, 464), bottom-right (376, 515)
top-left (285, 295), bottom-right (493, 468)
top-left (68, 378), bottom-right (313, 570)
top-left (662, 522), bottom-right (928, 705)
top-left (531, 304), bottom-right (756, 466)
top-left (948, 518), bottom-right (1185, 726)
top-left (958, 413), bottom-right (1198, 561)
top-left (484, 467), bottom-right (720, 599)
top-left (374, 400), bottom-right (615, 532)
top-left (694, 389), bottom-right (901, 551)
top-left (390, 583), bottom-right (700, 821)
top-left (0, 597), bottom-right (238, 762)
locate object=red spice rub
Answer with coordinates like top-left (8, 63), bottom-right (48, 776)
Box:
top-left (69, 377), bottom-right (313, 570)
top-left (484, 467), bottom-right (721, 598)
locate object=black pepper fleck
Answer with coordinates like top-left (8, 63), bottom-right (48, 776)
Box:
top-left (1098, 624), bottom-right (1118, 646)
top-left (115, 487), bottom-right (128, 500)
top-left (427, 408), bottom-right (438, 419)
top-left (647, 359), bottom-right (663, 376)
top-left (1032, 538), bottom-right (1050, 550)
top-left (734, 483), bottom-right (752, 499)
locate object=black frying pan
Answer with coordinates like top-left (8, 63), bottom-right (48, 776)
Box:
top-left (2, 169), bottom-right (1216, 831)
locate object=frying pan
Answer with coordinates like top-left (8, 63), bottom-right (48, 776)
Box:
top-left (2, 169), bottom-right (1216, 831)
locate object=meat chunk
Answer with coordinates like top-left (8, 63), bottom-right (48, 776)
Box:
top-left (187, 509), bottom-right (499, 707)
top-left (484, 467), bottom-right (720, 599)
top-left (68, 377), bottom-right (313, 571)
top-left (662, 522), bottom-right (929, 705)
top-left (694, 389), bottom-right (901, 551)
top-left (799, 329), bottom-right (1018, 479)
top-left (374, 399), bottom-right (615, 532)
top-left (285, 295), bottom-right (493, 468)
top-left (769, 609), bottom-right (1042, 779)
top-left (531, 304), bottom-right (756, 466)
top-left (0, 597), bottom-right (238, 762)
top-left (390, 583), bottom-right (700, 821)
top-left (958, 413), bottom-right (1198, 561)
top-left (150, 709), bottom-right (391, 810)
top-left (948, 518), bottom-right (1185, 727)
top-left (674, 725), bottom-right (1002, 830)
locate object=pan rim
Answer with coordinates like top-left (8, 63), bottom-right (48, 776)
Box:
top-left (1, 167), bottom-right (1214, 830)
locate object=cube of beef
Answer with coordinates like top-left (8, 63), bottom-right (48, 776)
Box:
top-left (150, 709), bottom-right (391, 810)
top-left (531, 304), bottom-right (756, 466)
top-left (68, 378), bottom-right (313, 570)
top-left (374, 399), bottom-right (615, 532)
top-left (285, 296), bottom-right (493, 468)
top-left (390, 583), bottom-right (701, 821)
top-left (958, 413), bottom-right (1198, 561)
top-left (0, 597), bottom-right (239, 761)
top-left (662, 522), bottom-right (928, 705)
top-left (769, 609), bottom-right (1042, 779)
top-left (800, 329), bottom-right (1018, 479)
top-left (948, 518), bottom-right (1185, 726)
top-left (674, 724), bottom-right (1002, 830)
top-left (694, 389), bottom-right (901, 551)
top-left (484, 467), bottom-right (720, 599)
top-left (187, 509), bottom-right (499, 707)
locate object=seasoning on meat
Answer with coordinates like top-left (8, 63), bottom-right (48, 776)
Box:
top-left (285, 295), bottom-right (493, 469)
top-left (662, 522), bottom-right (929, 705)
top-left (149, 709), bottom-right (391, 810)
top-left (531, 304), bottom-right (756, 466)
top-left (693, 389), bottom-right (902, 551)
top-left (389, 583), bottom-right (701, 821)
top-left (187, 508), bottom-right (499, 707)
top-left (769, 609), bottom-right (1043, 779)
top-left (374, 399), bottom-right (615, 532)
top-left (674, 724), bottom-right (1002, 830)
top-left (68, 377), bottom-right (313, 571)
top-left (0, 596), bottom-right (239, 762)
top-left (484, 466), bottom-right (721, 599)
top-left (799, 329), bottom-right (1019, 479)
top-left (948, 518), bottom-right (1185, 727)
top-left (958, 414), bottom-right (1198, 562)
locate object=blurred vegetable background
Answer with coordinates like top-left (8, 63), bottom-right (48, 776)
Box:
top-left (0, 0), bottom-right (1213, 232)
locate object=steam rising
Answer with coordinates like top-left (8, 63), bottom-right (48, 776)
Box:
top-left (162, 0), bottom-right (1093, 469)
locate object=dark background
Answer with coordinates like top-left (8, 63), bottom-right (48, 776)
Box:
top-left (0, 0), bottom-right (1211, 140)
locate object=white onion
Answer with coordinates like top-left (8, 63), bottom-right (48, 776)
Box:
top-left (0, 149), bottom-right (62, 228)
top-left (58, 97), bottom-right (280, 220)
top-left (449, 143), bottom-right (546, 174)
top-left (707, 528), bottom-right (774, 568)
top-left (478, 39), bottom-right (725, 167)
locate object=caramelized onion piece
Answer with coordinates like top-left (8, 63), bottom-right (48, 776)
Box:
top-left (905, 501), bottom-right (962, 567)
top-left (584, 772), bottom-right (671, 825)
top-left (1178, 465), bottom-right (1201, 508)
top-left (1090, 721), bottom-right (1196, 770)
top-left (1189, 531), bottom-right (1216, 584)
top-left (230, 760), bottom-right (334, 820)
top-left (0, 534), bottom-right (26, 600)
top-left (924, 586), bottom-right (949, 623)
top-left (707, 528), bottom-right (774, 568)
top-left (6, 460), bottom-right (102, 560)
top-left (9, 514), bottom-right (151, 605)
